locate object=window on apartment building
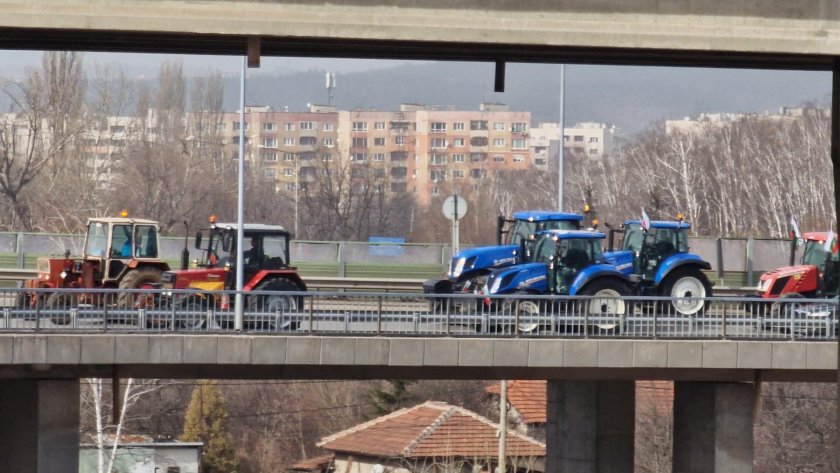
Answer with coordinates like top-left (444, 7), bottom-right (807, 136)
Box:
top-left (431, 138), bottom-right (447, 148)
top-left (512, 122), bottom-right (527, 133)
top-left (453, 122), bottom-right (465, 131)
top-left (394, 136), bottom-right (406, 145)
top-left (322, 123), bottom-right (334, 131)
top-left (431, 122), bottom-right (446, 133)
top-left (264, 169), bottom-right (276, 179)
top-left (535, 158), bottom-right (546, 165)
top-left (374, 122), bottom-right (386, 130)
top-left (263, 122), bottom-right (277, 131)
top-left (453, 169), bottom-right (465, 179)
top-left (590, 149), bottom-right (599, 155)
top-left (300, 121), bottom-right (314, 130)
top-left (284, 123), bottom-right (295, 131)
top-left (574, 135), bottom-right (584, 142)
top-left (390, 151), bottom-right (408, 161)
top-left (300, 166), bottom-right (316, 179)
top-left (513, 155), bottom-right (525, 163)
top-left (452, 154), bottom-right (465, 163)
top-left (470, 120), bottom-right (488, 130)
top-left (300, 151), bottom-right (315, 161)
top-left (216, 123), bottom-right (225, 132)
top-left (166, 467), bottom-right (181, 473)
top-left (470, 168), bottom-right (487, 179)
top-left (590, 137), bottom-right (599, 143)
top-left (262, 152), bottom-right (277, 162)
top-left (430, 170), bottom-right (446, 181)
top-left (563, 135), bottom-right (569, 142)
top-left (323, 168), bottom-right (332, 176)
top-left (352, 122), bottom-right (368, 131)
top-left (492, 138), bottom-right (505, 147)
top-left (431, 154), bottom-right (447, 164)
top-left (351, 168), bottom-right (367, 178)
top-left (391, 167), bottom-right (407, 178)
top-left (373, 153), bottom-right (386, 161)
top-left (284, 153), bottom-right (295, 161)
top-left (374, 137), bottom-right (386, 146)
top-left (452, 138), bottom-right (465, 147)
top-left (391, 182), bottom-right (407, 193)
top-left (470, 153), bottom-right (487, 162)
top-left (470, 136), bottom-right (488, 147)
top-left (322, 138), bottom-right (334, 147)
top-left (233, 122), bottom-right (249, 131)
top-left (493, 155), bottom-right (505, 163)
top-left (232, 136), bottom-right (245, 145)
top-left (432, 186), bottom-right (440, 196)
top-left (352, 137), bottom-right (368, 148)
top-left (284, 137), bottom-right (295, 146)
top-left (374, 184), bottom-right (385, 193)
top-left (110, 125), bottom-right (126, 134)
top-left (300, 136), bottom-right (317, 146)
top-left (284, 168), bottom-right (294, 177)
top-left (321, 153), bottom-right (333, 161)
top-left (512, 139), bottom-right (527, 149)
top-left (261, 138), bottom-right (277, 148)
top-left (285, 183), bottom-right (296, 191)
top-left (351, 153), bottom-right (367, 161)
top-left (374, 168), bottom-right (386, 178)
top-left (493, 122), bottom-right (505, 131)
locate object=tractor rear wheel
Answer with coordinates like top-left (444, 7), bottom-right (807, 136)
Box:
top-left (117, 267), bottom-right (163, 308)
top-left (576, 279), bottom-right (630, 332)
top-left (248, 279), bottom-right (303, 331)
top-left (660, 268), bottom-right (712, 316)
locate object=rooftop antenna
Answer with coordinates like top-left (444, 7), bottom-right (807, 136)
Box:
top-left (326, 72), bottom-right (336, 105)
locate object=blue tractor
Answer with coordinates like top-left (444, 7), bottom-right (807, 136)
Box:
top-left (422, 211), bottom-right (584, 309)
top-left (604, 217), bottom-right (713, 315)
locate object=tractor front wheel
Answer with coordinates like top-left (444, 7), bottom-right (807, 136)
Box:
top-left (46, 292), bottom-right (76, 325)
top-left (248, 279), bottom-right (303, 331)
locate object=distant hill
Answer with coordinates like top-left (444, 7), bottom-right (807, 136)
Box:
top-left (224, 62), bottom-right (831, 134)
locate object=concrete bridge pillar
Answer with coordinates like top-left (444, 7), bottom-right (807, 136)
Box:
top-left (545, 380), bottom-right (635, 473)
top-left (673, 382), bottom-right (754, 473)
top-left (0, 379), bottom-right (80, 473)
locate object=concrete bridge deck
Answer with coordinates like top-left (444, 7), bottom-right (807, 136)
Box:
top-left (1, 334), bottom-right (834, 382)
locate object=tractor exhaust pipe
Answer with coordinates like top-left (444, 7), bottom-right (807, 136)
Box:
top-left (181, 220), bottom-right (190, 270)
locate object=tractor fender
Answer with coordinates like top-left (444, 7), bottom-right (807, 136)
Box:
top-left (423, 277), bottom-right (453, 294)
top-left (654, 254), bottom-right (711, 286)
top-left (570, 264), bottom-right (630, 296)
top-left (245, 270), bottom-right (307, 291)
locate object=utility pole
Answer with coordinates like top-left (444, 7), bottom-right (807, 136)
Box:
top-left (498, 379), bottom-right (508, 473)
top-left (234, 56), bottom-right (246, 332)
top-left (558, 64), bottom-right (565, 212)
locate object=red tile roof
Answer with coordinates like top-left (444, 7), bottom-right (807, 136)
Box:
top-left (317, 401), bottom-right (545, 459)
top-left (288, 454), bottom-right (334, 472)
top-left (486, 381), bottom-right (547, 424)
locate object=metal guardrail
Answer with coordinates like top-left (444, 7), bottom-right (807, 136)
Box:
top-left (1, 288), bottom-right (836, 341)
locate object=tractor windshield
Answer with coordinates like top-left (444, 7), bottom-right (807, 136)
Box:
top-left (532, 236), bottom-right (557, 262)
top-left (802, 241), bottom-right (830, 267)
top-left (622, 223), bottom-right (644, 253)
top-left (509, 219), bottom-right (578, 245)
top-left (85, 221), bottom-right (108, 257)
top-left (550, 238), bottom-right (595, 295)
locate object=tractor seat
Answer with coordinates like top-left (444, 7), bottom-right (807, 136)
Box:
top-left (654, 241), bottom-right (676, 257)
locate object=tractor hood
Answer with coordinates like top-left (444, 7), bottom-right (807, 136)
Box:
top-left (161, 268), bottom-right (228, 291)
top-left (484, 262), bottom-right (548, 295)
top-left (756, 264), bottom-right (819, 297)
top-left (448, 245), bottom-right (518, 280)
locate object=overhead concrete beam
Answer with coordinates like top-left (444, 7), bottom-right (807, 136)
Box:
top-left (0, 1), bottom-right (839, 67)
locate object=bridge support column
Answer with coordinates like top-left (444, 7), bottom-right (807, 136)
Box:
top-left (0, 379), bottom-right (80, 473)
top-left (673, 382), bottom-right (754, 473)
top-left (545, 380), bottom-right (635, 473)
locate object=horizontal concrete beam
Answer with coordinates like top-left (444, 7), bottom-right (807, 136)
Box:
top-left (0, 1), bottom-right (839, 68)
top-left (0, 335), bottom-right (834, 382)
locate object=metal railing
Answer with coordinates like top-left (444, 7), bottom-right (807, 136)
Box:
top-left (1, 288), bottom-right (836, 341)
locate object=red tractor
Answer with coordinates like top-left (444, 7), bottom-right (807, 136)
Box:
top-left (159, 218), bottom-right (307, 329)
top-left (755, 231), bottom-right (839, 299)
top-left (20, 214), bottom-right (170, 323)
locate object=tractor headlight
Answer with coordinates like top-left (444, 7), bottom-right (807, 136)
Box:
top-left (60, 271), bottom-right (67, 279)
top-left (451, 258), bottom-right (466, 278)
top-left (490, 276), bottom-right (503, 293)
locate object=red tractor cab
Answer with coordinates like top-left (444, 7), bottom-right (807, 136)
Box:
top-left (755, 231), bottom-right (839, 299)
top-left (160, 220), bottom-right (306, 328)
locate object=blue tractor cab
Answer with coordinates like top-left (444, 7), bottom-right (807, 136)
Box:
top-left (422, 211), bottom-right (583, 298)
top-left (605, 218), bottom-right (712, 315)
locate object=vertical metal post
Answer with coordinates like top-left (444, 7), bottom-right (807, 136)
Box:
top-left (558, 64), bottom-right (565, 211)
top-left (15, 232), bottom-right (24, 269)
top-left (831, 57), bottom-right (840, 465)
top-left (234, 55), bottom-right (246, 332)
top-left (337, 241), bottom-right (347, 278)
top-left (746, 237), bottom-right (755, 288)
top-left (377, 296), bottom-right (383, 335)
top-left (498, 379), bottom-right (508, 473)
top-left (715, 237), bottom-right (725, 286)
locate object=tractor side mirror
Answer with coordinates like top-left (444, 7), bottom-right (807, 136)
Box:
top-left (194, 232), bottom-right (202, 249)
top-left (222, 234), bottom-right (232, 252)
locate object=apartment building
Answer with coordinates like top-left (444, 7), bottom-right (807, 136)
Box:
top-left (664, 106), bottom-right (830, 136)
top-left (530, 121), bottom-right (616, 168)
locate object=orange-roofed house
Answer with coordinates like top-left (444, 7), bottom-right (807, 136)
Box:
top-left (485, 381), bottom-right (547, 441)
top-left (315, 401), bottom-right (545, 473)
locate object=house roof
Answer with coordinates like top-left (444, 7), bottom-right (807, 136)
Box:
top-left (486, 381), bottom-right (547, 424)
top-left (288, 454), bottom-right (334, 472)
top-left (317, 401), bottom-right (545, 459)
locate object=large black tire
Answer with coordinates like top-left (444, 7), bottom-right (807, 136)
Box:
top-left (46, 292), bottom-right (76, 325)
top-left (576, 278), bottom-right (631, 332)
top-left (117, 267), bottom-right (163, 308)
top-left (659, 267), bottom-right (713, 316)
top-left (248, 279), bottom-right (303, 331)
top-left (767, 293), bottom-right (805, 333)
top-left (174, 299), bottom-right (215, 330)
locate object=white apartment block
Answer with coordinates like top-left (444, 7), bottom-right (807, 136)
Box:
top-left (530, 122), bottom-right (616, 168)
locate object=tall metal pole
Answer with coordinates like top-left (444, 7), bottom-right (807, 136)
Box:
top-left (831, 56), bottom-right (840, 466)
top-left (558, 64), bottom-right (565, 212)
top-left (498, 379), bottom-right (508, 473)
top-left (452, 196), bottom-right (459, 255)
top-left (294, 156), bottom-right (299, 237)
top-left (234, 56), bottom-right (246, 331)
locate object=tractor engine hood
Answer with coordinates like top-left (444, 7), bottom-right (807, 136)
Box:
top-left (162, 268), bottom-right (228, 291)
top-left (448, 245), bottom-right (518, 280)
top-left (756, 264), bottom-right (819, 297)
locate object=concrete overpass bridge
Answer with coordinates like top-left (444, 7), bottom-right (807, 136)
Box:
top-left (3, 1), bottom-right (840, 472)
